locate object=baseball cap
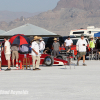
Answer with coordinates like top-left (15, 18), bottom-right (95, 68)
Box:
top-left (81, 34), bottom-right (84, 37)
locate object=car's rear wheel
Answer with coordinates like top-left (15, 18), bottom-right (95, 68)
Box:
top-left (56, 55), bottom-right (63, 60)
top-left (44, 56), bottom-right (54, 66)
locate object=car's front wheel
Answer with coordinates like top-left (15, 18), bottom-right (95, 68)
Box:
top-left (44, 56), bottom-right (54, 66)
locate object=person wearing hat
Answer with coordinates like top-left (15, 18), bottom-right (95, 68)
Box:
top-left (39, 37), bottom-right (45, 54)
top-left (31, 36), bottom-right (41, 70)
top-left (64, 36), bottom-right (73, 52)
top-left (76, 34), bottom-right (87, 66)
top-left (52, 38), bottom-right (60, 57)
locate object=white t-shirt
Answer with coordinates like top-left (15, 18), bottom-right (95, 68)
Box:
top-left (0, 45), bottom-right (1, 57)
top-left (76, 39), bottom-right (87, 52)
top-left (39, 41), bottom-right (45, 51)
top-left (4, 40), bottom-right (11, 54)
top-left (31, 41), bottom-right (40, 56)
top-left (65, 39), bottom-right (73, 46)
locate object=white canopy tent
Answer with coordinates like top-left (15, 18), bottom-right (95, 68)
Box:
top-left (0, 30), bottom-right (5, 34)
top-left (1, 24), bottom-right (59, 37)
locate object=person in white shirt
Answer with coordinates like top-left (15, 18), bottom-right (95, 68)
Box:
top-left (4, 37), bottom-right (11, 71)
top-left (39, 38), bottom-right (45, 54)
top-left (31, 36), bottom-right (41, 70)
top-left (64, 36), bottom-right (73, 52)
top-left (76, 34), bottom-right (87, 66)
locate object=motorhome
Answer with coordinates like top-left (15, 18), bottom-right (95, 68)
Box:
top-left (70, 26), bottom-right (100, 37)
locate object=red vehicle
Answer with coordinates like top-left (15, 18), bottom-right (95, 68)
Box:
top-left (1, 50), bottom-right (68, 66)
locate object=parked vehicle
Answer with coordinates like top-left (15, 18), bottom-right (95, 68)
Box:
top-left (70, 26), bottom-right (100, 37)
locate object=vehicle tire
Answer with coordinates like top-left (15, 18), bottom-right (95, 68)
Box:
top-left (44, 56), bottom-right (54, 66)
top-left (56, 55), bottom-right (63, 60)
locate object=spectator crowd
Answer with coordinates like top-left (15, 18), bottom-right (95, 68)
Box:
top-left (0, 34), bottom-right (100, 71)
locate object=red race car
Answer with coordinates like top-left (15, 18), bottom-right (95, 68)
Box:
top-left (1, 51), bottom-right (68, 66)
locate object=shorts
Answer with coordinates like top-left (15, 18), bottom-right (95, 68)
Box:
top-left (12, 51), bottom-right (19, 59)
top-left (5, 54), bottom-right (10, 60)
top-left (0, 57), bottom-right (1, 61)
top-left (53, 50), bottom-right (59, 57)
top-left (79, 52), bottom-right (86, 57)
top-left (66, 46), bottom-right (71, 51)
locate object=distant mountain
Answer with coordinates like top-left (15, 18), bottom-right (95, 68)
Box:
top-left (1, 0), bottom-right (100, 36)
top-left (53, 0), bottom-right (100, 11)
top-left (0, 11), bottom-right (40, 22)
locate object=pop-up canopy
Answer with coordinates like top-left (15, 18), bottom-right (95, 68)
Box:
top-left (0, 30), bottom-right (5, 34)
top-left (1, 24), bottom-right (59, 37)
top-left (94, 32), bottom-right (100, 37)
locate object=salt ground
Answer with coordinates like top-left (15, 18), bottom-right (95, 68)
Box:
top-left (0, 60), bottom-right (100, 100)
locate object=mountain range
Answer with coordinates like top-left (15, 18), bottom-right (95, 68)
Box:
top-left (1, 0), bottom-right (100, 36)
top-left (0, 11), bottom-right (40, 22)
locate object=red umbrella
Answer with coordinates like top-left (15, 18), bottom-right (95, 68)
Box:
top-left (9, 34), bottom-right (30, 45)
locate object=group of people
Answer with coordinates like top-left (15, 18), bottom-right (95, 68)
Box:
top-left (52, 34), bottom-right (100, 66)
top-left (1, 34), bottom-right (100, 71)
top-left (0, 36), bottom-right (46, 71)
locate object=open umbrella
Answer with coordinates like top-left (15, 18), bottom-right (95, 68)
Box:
top-left (9, 34), bottom-right (30, 45)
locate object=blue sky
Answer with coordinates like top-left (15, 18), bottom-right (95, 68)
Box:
top-left (0, 0), bottom-right (60, 13)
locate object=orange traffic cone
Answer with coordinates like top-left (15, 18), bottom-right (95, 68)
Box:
top-left (16, 62), bottom-right (18, 70)
top-left (19, 61), bottom-right (22, 70)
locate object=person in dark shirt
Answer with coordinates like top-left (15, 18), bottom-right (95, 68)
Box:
top-left (96, 37), bottom-right (100, 54)
top-left (43, 47), bottom-right (51, 55)
top-left (52, 38), bottom-right (60, 57)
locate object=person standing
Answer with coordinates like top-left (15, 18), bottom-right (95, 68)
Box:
top-left (76, 34), bottom-right (87, 66)
top-left (64, 36), bottom-right (73, 52)
top-left (52, 38), bottom-right (60, 57)
top-left (31, 36), bottom-right (41, 70)
top-left (89, 36), bottom-right (95, 58)
top-left (89, 36), bottom-right (95, 49)
top-left (11, 44), bottom-right (19, 67)
top-left (96, 37), bottom-right (100, 55)
top-left (0, 43), bottom-right (3, 70)
top-left (4, 37), bottom-right (11, 71)
top-left (39, 38), bottom-right (45, 54)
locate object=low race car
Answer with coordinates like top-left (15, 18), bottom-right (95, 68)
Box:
top-left (1, 51), bottom-right (68, 66)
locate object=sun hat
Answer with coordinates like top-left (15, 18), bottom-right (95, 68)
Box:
top-left (31, 36), bottom-right (41, 42)
top-left (53, 38), bottom-right (57, 41)
top-left (33, 36), bottom-right (41, 40)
